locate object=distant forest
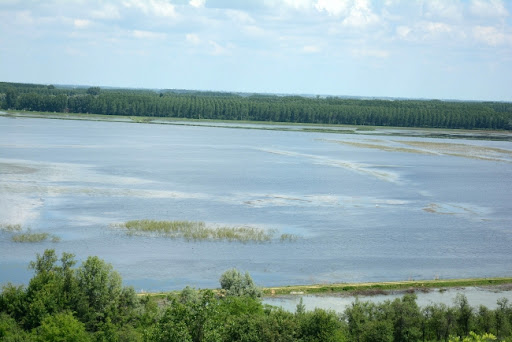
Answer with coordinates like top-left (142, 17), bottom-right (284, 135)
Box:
top-left (1, 82), bottom-right (511, 130)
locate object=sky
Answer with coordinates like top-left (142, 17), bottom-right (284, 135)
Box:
top-left (0, 0), bottom-right (511, 101)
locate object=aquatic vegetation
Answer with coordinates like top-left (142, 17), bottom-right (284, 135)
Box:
top-left (280, 233), bottom-right (299, 242)
top-left (11, 231), bottom-right (50, 243)
top-left (1, 224), bottom-right (60, 243)
top-left (0, 223), bottom-right (22, 232)
top-left (112, 219), bottom-right (293, 243)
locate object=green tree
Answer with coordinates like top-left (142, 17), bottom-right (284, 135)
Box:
top-left (298, 308), bottom-right (346, 342)
top-left (75, 256), bottom-right (123, 330)
top-left (36, 311), bottom-right (90, 342)
top-left (5, 87), bottom-right (18, 109)
top-left (87, 87), bottom-right (101, 96)
top-left (219, 269), bottom-right (262, 298)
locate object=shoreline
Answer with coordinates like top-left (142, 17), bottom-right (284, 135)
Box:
top-left (139, 277), bottom-right (512, 298)
top-left (2, 110), bottom-right (512, 141)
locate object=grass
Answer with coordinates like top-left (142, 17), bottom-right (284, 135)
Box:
top-left (280, 233), bottom-right (299, 242)
top-left (262, 277), bottom-right (512, 296)
top-left (1, 224), bottom-right (60, 243)
top-left (0, 224), bottom-right (22, 232)
top-left (11, 231), bottom-right (50, 243)
top-left (130, 116), bottom-right (154, 123)
top-left (112, 220), bottom-right (289, 243)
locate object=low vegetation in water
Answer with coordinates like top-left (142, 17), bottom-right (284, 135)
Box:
top-left (1, 224), bottom-right (60, 243)
top-left (112, 219), bottom-right (294, 243)
top-left (0, 223), bottom-right (22, 232)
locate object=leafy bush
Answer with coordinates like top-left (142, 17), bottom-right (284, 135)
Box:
top-left (219, 268), bottom-right (262, 298)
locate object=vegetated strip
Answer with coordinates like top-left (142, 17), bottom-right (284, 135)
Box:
top-left (262, 277), bottom-right (512, 296)
top-left (138, 277), bottom-right (512, 299)
top-left (112, 219), bottom-right (296, 243)
top-left (2, 81), bottom-right (512, 131)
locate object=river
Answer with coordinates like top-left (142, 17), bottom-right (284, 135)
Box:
top-left (1, 116), bottom-right (511, 294)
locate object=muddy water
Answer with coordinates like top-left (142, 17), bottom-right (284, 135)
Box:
top-left (1, 116), bottom-right (511, 292)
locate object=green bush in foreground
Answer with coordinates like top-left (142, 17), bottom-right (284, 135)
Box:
top-left (1, 249), bottom-right (512, 341)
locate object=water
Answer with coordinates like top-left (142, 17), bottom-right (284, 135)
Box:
top-left (263, 287), bottom-right (512, 313)
top-left (1, 116), bottom-right (511, 293)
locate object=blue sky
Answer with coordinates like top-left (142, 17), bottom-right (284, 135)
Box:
top-left (1, 0), bottom-right (511, 101)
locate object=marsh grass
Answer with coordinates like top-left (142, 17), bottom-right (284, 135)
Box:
top-left (12, 231), bottom-right (49, 243)
top-left (280, 233), bottom-right (299, 242)
top-left (113, 220), bottom-right (291, 243)
top-left (130, 116), bottom-right (154, 123)
top-left (2, 224), bottom-right (60, 243)
top-left (0, 224), bottom-right (22, 232)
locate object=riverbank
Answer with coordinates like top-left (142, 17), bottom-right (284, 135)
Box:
top-left (140, 277), bottom-right (512, 299)
top-left (2, 110), bottom-right (511, 141)
top-left (262, 277), bottom-right (512, 297)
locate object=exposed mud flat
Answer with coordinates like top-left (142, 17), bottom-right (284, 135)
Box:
top-left (259, 148), bottom-right (401, 183)
top-left (323, 139), bottom-right (512, 163)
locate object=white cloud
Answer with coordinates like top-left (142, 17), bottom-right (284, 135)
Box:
top-left (315, 0), bottom-right (379, 27)
top-left (423, 0), bottom-right (463, 21)
top-left (280, 0), bottom-right (314, 11)
top-left (123, 0), bottom-right (176, 18)
top-left (351, 48), bottom-right (389, 58)
top-left (423, 21), bottom-right (452, 35)
top-left (133, 30), bottom-right (166, 39)
top-left (396, 25), bottom-right (411, 39)
top-left (243, 25), bottom-right (267, 37)
top-left (74, 19), bottom-right (92, 29)
top-left (186, 33), bottom-right (201, 44)
top-left (208, 40), bottom-right (230, 55)
top-left (190, 0), bottom-right (206, 8)
top-left (396, 21), bottom-right (458, 42)
top-left (14, 10), bottom-right (34, 25)
top-left (315, 0), bottom-right (351, 16)
top-left (303, 45), bottom-right (320, 53)
top-left (91, 4), bottom-right (121, 20)
top-left (470, 0), bottom-right (508, 17)
top-left (225, 9), bottom-right (255, 24)
top-left (342, 0), bottom-right (379, 28)
top-left (473, 25), bottom-right (509, 46)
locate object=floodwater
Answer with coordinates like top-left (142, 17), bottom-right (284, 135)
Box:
top-left (264, 287), bottom-right (512, 313)
top-left (1, 116), bottom-right (511, 294)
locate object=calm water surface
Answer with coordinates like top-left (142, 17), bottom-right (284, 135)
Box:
top-left (1, 117), bottom-right (511, 292)
top-left (263, 287), bottom-right (512, 313)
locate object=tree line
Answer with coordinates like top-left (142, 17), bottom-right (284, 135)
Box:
top-left (1, 82), bottom-right (511, 130)
top-left (1, 249), bottom-right (511, 341)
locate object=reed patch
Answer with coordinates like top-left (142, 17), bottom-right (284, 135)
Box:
top-left (1, 224), bottom-right (60, 243)
top-left (111, 220), bottom-right (298, 243)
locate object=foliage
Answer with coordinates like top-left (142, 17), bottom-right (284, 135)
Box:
top-left (2, 81), bottom-right (511, 130)
top-left (449, 331), bottom-right (497, 341)
top-left (1, 249), bottom-right (512, 342)
top-left (36, 311), bottom-right (90, 342)
top-left (219, 268), bottom-right (262, 298)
